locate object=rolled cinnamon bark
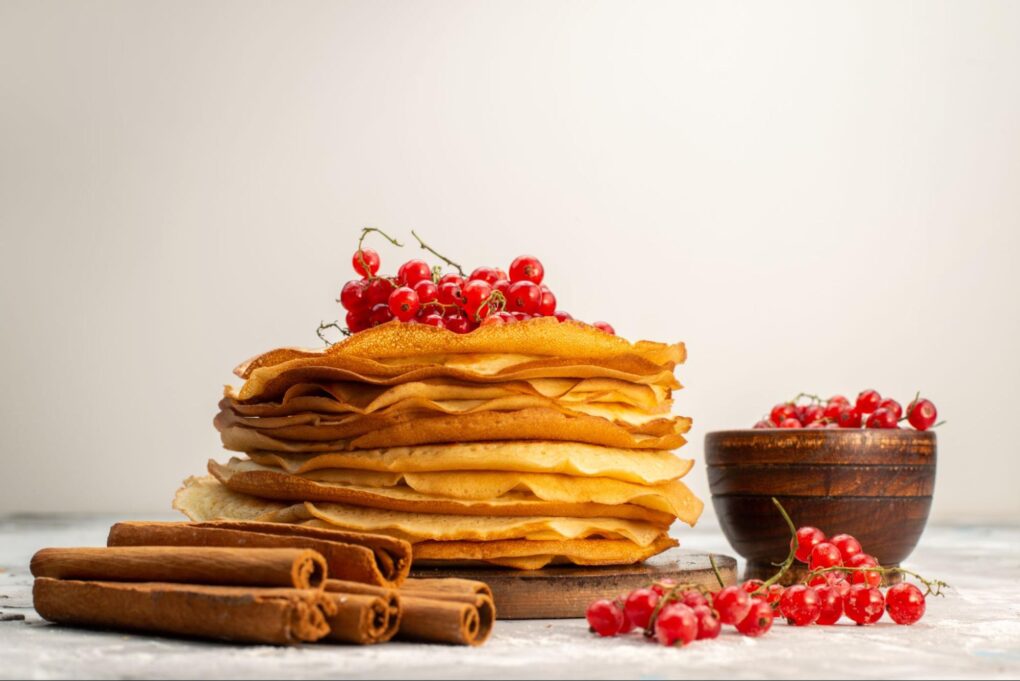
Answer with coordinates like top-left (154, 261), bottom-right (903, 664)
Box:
top-left (402, 577), bottom-right (493, 600)
top-left (109, 521), bottom-right (410, 587)
top-left (31, 547), bottom-right (326, 590)
top-left (33, 578), bottom-right (335, 645)
top-left (323, 591), bottom-right (401, 645)
top-left (325, 579), bottom-right (495, 646)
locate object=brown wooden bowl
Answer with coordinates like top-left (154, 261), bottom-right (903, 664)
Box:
top-left (705, 429), bottom-right (936, 582)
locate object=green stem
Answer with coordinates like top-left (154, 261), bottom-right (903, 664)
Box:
top-left (316, 321), bottom-right (350, 346)
top-left (753, 498), bottom-right (799, 595)
top-left (356, 227), bottom-right (403, 279)
top-left (709, 554), bottom-right (726, 589)
top-left (805, 566), bottom-right (949, 597)
top-left (411, 229), bottom-right (464, 276)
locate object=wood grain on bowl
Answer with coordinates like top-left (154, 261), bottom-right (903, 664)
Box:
top-left (705, 429), bottom-right (936, 582)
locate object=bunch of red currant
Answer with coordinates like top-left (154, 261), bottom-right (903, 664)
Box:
top-left (324, 228), bottom-right (615, 339)
top-left (586, 500), bottom-right (946, 646)
top-left (753, 391), bottom-right (940, 431)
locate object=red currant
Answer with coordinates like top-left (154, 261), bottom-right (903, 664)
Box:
top-left (907, 398), bottom-right (938, 430)
top-left (412, 280), bottom-right (439, 307)
top-left (780, 585), bottom-right (822, 626)
top-left (753, 420), bottom-right (773, 429)
top-left (494, 279), bottom-right (511, 299)
top-left (368, 303), bottom-right (394, 327)
top-left (809, 542), bottom-right (843, 571)
top-left (365, 277), bottom-right (396, 307)
top-left (340, 280), bottom-right (369, 312)
top-left (844, 584), bottom-right (885, 625)
top-left (586, 599), bottom-right (625, 637)
top-left (878, 398), bottom-right (903, 421)
top-left (885, 583), bottom-right (926, 625)
top-left (650, 579), bottom-right (677, 596)
top-left (553, 311), bottom-right (573, 322)
top-left (444, 314), bottom-right (471, 334)
top-left (438, 273), bottom-right (464, 287)
top-left (713, 586), bottom-right (751, 625)
top-left (494, 311), bottom-right (516, 324)
top-left (345, 310), bottom-right (369, 334)
top-left (779, 417), bottom-right (802, 428)
top-left (741, 579), bottom-right (764, 594)
top-left (537, 286), bottom-right (556, 316)
top-left (506, 281), bottom-right (541, 314)
top-left (480, 314), bottom-right (506, 327)
top-left (352, 248), bottom-right (380, 278)
top-left (735, 597), bottom-right (774, 637)
top-left (866, 407), bottom-right (898, 429)
top-left (388, 287), bottom-right (420, 321)
top-left (508, 255), bottom-right (544, 285)
top-left (794, 527), bottom-right (827, 563)
top-left (421, 313), bottom-right (445, 329)
top-left (856, 389), bottom-right (882, 414)
top-left (770, 403), bottom-right (797, 425)
top-left (692, 604), bottom-right (721, 640)
top-left (618, 605), bottom-right (636, 634)
top-left (815, 584), bottom-right (844, 625)
top-left (623, 588), bottom-right (659, 629)
top-left (462, 279), bottom-right (492, 308)
top-left (437, 281), bottom-right (465, 307)
top-left (469, 266), bottom-right (502, 286)
top-left (829, 534), bottom-right (863, 563)
top-left (808, 571), bottom-right (846, 589)
top-left (680, 590), bottom-right (708, 609)
top-left (397, 259), bottom-right (431, 287)
top-left (801, 405), bottom-right (825, 425)
top-left (836, 407), bottom-right (863, 428)
top-left (593, 321), bottom-right (615, 335)
top-left (654, 602), bottom-right (697, 647)
top-left (847, 553), bottom-right (882, 588)
top-left (766, 584), bottom-right (785, 607)
top-left (823, 400), bottom-right (847, 421)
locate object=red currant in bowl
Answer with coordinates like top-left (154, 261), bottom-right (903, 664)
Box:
top-left (907, 398), bottom-right (938, 431)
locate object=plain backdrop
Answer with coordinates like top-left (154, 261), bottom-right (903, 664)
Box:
top-left (1, 1), bottom-right (1018, 522)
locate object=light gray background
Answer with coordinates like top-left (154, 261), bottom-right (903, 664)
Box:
top-left (1, 0), bottom-right (1018, 521)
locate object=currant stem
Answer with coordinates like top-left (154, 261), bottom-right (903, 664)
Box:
top-left (805, 566), bottom-right (950, 597)
top-left (316, 321), bottom-right (350, 346)
top-left (474, 290), bottom-right (507, 321)
top-left (753, 497), bottom-right (798, 596)
top-left (356, 227), bottom-right (404, 280)
top-left (411, 229), bottom-right (464, 276)
top-left (792, 393), bottom-right (823, 404)
top-left (709, 554), bottom-right (726, 589)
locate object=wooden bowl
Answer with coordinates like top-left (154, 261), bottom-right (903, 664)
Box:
top-left (705, 429), bottom-right (936, 582)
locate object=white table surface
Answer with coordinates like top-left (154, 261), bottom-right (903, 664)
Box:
top-left (1, 514), bottom-right (1018, 680)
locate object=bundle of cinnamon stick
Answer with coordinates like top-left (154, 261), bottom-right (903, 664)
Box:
top-left (31, 521), bottom-right (494, 646)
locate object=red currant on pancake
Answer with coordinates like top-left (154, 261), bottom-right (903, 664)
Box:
top-left (345, 310), bottom-right (369, 334)
top-left (907, 398), bottom-right (938, 430)
top-left (412, 280), bottom-right (439, 307)
top-left (468, 266), bottom-right (502, 286)
top-left (713, 585), bottom-right (752, 625)
top-left (368, 303), bottom-right (394, 326)
top-left (844, 584), bottom-right (885, 625)
top-left (508, 255), bottom-right (544, 285)
top-left (462, 279), bottom-right (492, 308)
top-left (793, 526), bottom-right (826, 563)
top-left (829, 534), bottom-right (863, 563)
top-left (809, 542), bottom-right (843, 571)
top-left (654, 602), bottom-right (697, 647)
top-left (494, 279), bottom-right (511, 299)
top-left (780, 585), bottom-right (822, 626)
top-left (735, 597), bottom-right (774, 637)
top-left (340, 279), bottom-right (369, 312)
top-left (437, 281), bottom-right (466, 307)
top-left (510, 312), bottom-right (531, 322)
top-left (847, 553), bottom-right (882, 588)
top-left (444, 314), bottom-right (471, 334)
top-left (538, 285), bottom-right (556, 316)
top-left (506, 281), bottom-right (541, 314)
top-left (553, 310), bottom-right (573, 322)
top-left (692, 604), bottom-right (721, 640)
top-left (836, 407), bottom-right (863, 428)
top-left (593, 321), bottom-right (615, 335)
top-left (885, 583), bottom-right (926, 625)
top-left (878, 398), bottom-right (903, 420)
top-left (352, 248), bottom-right (380, 277)
top-left (420, 312), bottom-right (445, 328)
top-left (480, 314), bottom-right (506, 327)
top-left (494, 311), bottom-right (516, 324)
top-left (866, 407), bottom-right (898, 429)
top-left (365, 277), bottom-right (396, 307)
top-left (623, 588), bottom-right (659, 629)
top-left (438, 273), bottom-right (464, 287)
top-left (770, 403), bottom-right (797, 425)
top-left (855, 389), bottom-right (882, 414)
top-left (388, 287), bottom-right (420, 321)
top-left (397, 259), bottom-right (431, 287)
top-left (815, 584), bottom-right (844, 625)
top-left (586, 599), bottom-right (624, 637)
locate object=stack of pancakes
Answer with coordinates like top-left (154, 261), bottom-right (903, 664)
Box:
top-left (176, 319), bottom-right (703, 569)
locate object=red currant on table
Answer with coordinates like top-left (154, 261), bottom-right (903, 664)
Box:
top-left (388, 286), bottom-right (420, 321)
top-left (397, 259), bottom-right (431, 287)
top-left (779, 417), bottom-right (802, 428)
top-left (735, 597), bottom-right (774, 637)
top-left (506, 280), bottom-right (541, 314)
top-left (878, 398), bottom-right (903, 421)
top-left (593, 321), bottom-right (615, 335)
top-left (907, 398), bottom-right (938, 430)
top-left (654, 602), bottom-right (697, 647)
top-left (340, 280), bottom-right (369, 312)
top-left (886, 582), bottom-right (926, 625)
top-left (509, 255), bottom-right (544, 285)
top-left (780, 585), bottom-right (822, 626)
top-left (855, 389), bottom-right (882, 414)
top-left (770, 403), bottom-right (797, 425)
top-left (809, 542), bottom-right (843, 571)
top-left (794, 526), bottom-right (827, 563)
top-left (538, 285), bottom-right (556, 316)
top-left (713, 585), bottom-right (751, 625)
top-left (844, 584), bottom-right (885, 625)
top-left (829, 534), bottom-right (863, 563)
top-left (368, 303), bottom-right (394, 326)
top-left (766, 584), bottom-right (785, 607)
top-left (866, 407), bottom-right (898, 429)
top-left (623, 587), bottom-right (659, 629)
top-left (586, 599), bottom-right (625, 637)
top-left (741, 579), bottom-right (764, 594)
top-left (365, 277), bottom-right (396, 307)
top-left (836, 407), bottom-right (863, 428)
top-left (468, 266), bottom-right (502, 286)
top-left (847, 553), bottom-right (882, 588)
top-left (352, 248), bottom-right (380, 278)
top-left (815, 584), bottom-right (844, 625)
top-left (650, 579), bottom-right (677, 596)
top-left (680, 590), bottom-right (708, 609)
top-left (692, 604), bottom-right (721, 640)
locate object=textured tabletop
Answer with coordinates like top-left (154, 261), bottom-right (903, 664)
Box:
top-left (1, 515), bottom-right (1017, 680)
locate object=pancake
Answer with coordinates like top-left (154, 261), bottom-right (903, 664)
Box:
top-left (412, 535), bottom-right (680, 569)
top-left (245, 442), bottom-right (694, 485)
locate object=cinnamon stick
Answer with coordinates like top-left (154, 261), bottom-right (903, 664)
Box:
top-left (109, 521), bottom-right (410, 587)
top-left (31, 547), bottom-right (326, 590)
top-left (33, 578), bottom-right (335, 645)
top-left (323, 591), bottom-right (401, 645)
top-left (402, 577), bottom-right (493, 600)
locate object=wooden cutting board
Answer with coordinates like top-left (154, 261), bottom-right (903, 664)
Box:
top-left (410, 550), bottom-right (738, 619)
